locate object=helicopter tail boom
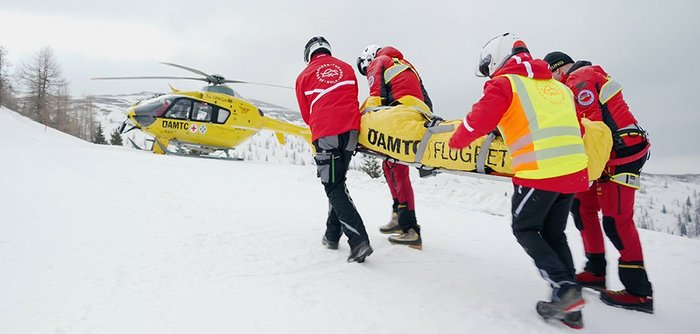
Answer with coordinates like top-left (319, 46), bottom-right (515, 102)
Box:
top-left (260, 117), bottom-right (312, 146)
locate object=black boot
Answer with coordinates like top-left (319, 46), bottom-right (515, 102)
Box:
top-left (321, 235), bottom-right (338, 250)
top-left (347, 241), bottom-right (373, 263)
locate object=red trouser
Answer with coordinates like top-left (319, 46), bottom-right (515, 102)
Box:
top-left (573, 181), bottom-right (643, 261)
top-left (382, 160), bottom-right (415, 210)
top-left (382, 160), bottom-right (419, 232)
top-left (571, 180), bottom-right (653, 296)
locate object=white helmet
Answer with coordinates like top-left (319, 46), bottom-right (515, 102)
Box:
top-left (304, 36), bottom-right (332, 64)
top-left (476, 32), bottom-right (528, 77)
top-left (356, 44), bottom-right (382, 76)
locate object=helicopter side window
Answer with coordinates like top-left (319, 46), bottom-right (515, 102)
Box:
top-left (192, 102), bottom-right (213, 122)
top-left (164, 99), bottom-right (192, 120)
top-left (215, 107), bottom-right (230, 124)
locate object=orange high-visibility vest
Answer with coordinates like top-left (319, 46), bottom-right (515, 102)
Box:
top-left (497, 74), bottom-right (588, 180)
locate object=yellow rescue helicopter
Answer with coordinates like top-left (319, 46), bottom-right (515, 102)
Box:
top-left (93, 62), bottom-right (311, 159)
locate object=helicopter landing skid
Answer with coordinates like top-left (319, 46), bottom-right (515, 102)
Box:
top-left (154, 139), bottom-right (243, 161)
top-left (127, 137), bottom-right (147, 151)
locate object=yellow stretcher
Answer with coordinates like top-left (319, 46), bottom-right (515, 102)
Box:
top-left (357, 105), bottom-right (611, 180)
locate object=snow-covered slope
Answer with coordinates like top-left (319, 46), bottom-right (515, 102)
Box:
top-left (1, 106), bottom-right (699, 333)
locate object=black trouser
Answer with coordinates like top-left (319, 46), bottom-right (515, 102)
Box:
top-left (511, 185), bottom-right (577, 289)
top-left (313, 131), bottom-right (369, 248)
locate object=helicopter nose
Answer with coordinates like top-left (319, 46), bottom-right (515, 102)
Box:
top-left (131, 107), bottom-right (157, 128)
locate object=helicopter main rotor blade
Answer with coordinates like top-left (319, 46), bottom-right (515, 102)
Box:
top-left (222, 79), bottom-right (293, 89)
top-left (91, 76), bottom-right (209, 82)
top-left (159, 62), bottom-right (219, 84)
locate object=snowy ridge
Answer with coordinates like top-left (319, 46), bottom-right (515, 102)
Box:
top-left (1, 106), bottom-right (699, 333)
top-left (247, 97), bottom-right (304, 124)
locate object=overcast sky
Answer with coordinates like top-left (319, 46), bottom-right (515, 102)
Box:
top-left (1, 0), bottom-right (698, 174)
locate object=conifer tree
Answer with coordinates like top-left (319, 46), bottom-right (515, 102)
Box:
top-left (361, 154), bottom-right (383, 179)
top-left (109, 127), bottom-right (123, 145)
top-left (679, 214), bottom-right (687, 236)
top-left (93, 123), bottom-right (107, 145)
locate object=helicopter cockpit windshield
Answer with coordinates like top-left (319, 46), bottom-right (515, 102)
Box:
top-left (131, 94), bottom-right (177, 127)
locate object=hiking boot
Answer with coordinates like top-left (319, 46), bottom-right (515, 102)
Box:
top-left (599, 289), bottom-right (653, 314)
top-left (321, 235), bottom-right (338, 250)
top-left (379, 213), bottom-right (401, 234)
top-left (536, 286), bottom-right (585, 321)
top-left (575, 271), bottom-right (606, 290)
top-left (347, 241), bottom-right (373, 263)
top-left (560, 311), bottom-right (583, 329)
top-left (388, 228), bottom-right (422, 250)
top-left (418, 168), bottom-right (437, 178)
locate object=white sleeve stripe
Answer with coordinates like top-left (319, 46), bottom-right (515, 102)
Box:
top-left (309, 80), bottom-right (356, 114)
top-left (511, 55), bottom-right (534, 78)
top-left (523, 61), bottom-right (534, 78)
top-left (462, 118), bottom-right (475, 132)
top-left (304, 89), bottom-right (324, 95)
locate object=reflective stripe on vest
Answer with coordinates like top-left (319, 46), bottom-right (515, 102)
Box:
top-left (599, 77), bottom-right (623, 104)
top-left (383, 58), bottom-right (414, 83)
top-left (499, 74), bottom-right (588, 179)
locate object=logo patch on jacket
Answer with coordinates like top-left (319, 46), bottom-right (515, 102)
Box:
top-left (316, 64), bottom-right (343, 84)
top-left (576, 89), bottom-right (595, 106)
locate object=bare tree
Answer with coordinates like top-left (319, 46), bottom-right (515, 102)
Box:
top-left (74, 95), bottom-right (97, 141)
top-left (0, 45), bottom-right (17, 109)
top-left (52, 79), bottom-right (73, 132)
top-left (17, 47), bottom-right (62, 126)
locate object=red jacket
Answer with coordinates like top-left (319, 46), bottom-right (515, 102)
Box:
top-left (295, 53), bottom-right (361, 142)
top-left (366, 46), bottom-right (432, 109)
top-left (563, 61), bottom-right (644, 150)
top-left (449, 52), bottom-right (588, 193)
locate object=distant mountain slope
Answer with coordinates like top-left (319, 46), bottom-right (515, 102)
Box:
top-left (247, 97), bottom-right (303, 123)
top-left (636, 173), bottom-right (700, 237)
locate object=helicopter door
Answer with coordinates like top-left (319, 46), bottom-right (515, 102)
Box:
top-left (164, 98), bottom-right (192, 120)
top-left (192, 101), bottom-right (213, 122)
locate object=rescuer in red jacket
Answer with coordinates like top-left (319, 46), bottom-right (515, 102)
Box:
top-left (296, 36), bottom-right (372, 263)
top-left (450, 33), bottom-right (589, 328)
top-left (544, 51), bottom-right (653, 313)
top-left (357, 45), bottom-right (433, 250)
